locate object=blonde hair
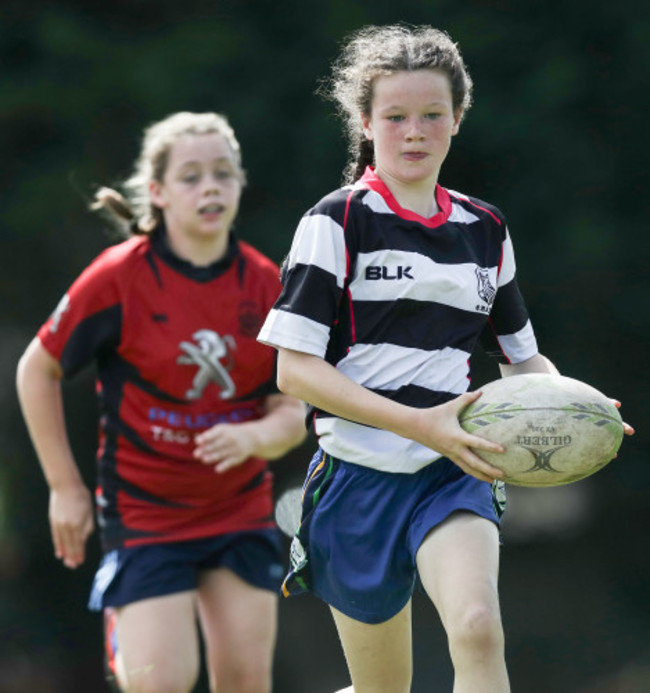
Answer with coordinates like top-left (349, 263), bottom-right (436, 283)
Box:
top-left (321, 24), bottom-right (474, 183)
top-left (91, 111), bottom-right (245, 235)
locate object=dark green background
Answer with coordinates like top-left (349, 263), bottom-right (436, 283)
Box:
top-left (1, 1), bottom-right (648, 690)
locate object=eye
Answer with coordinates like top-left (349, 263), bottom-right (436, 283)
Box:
top-left (425, 113), bottom-right (441, 120)
top-left (181, 173), bottom-right (200, 183)
top-left (387, 115), bottom-right (405, 122)
top-left (215, 169), bottom-right (235, 180)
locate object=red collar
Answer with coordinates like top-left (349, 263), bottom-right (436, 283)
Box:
top-left (356, 167), bottom-right (451, 229)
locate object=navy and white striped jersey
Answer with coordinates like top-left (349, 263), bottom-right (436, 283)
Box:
top-left (259, 167), bottom-right (538, 473)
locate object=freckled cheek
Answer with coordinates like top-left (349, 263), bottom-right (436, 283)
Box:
top-left (375, 131), bottom-right (402, 150)
top-left (230, 187), bottom-right (243, 208)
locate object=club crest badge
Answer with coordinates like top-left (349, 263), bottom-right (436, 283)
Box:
top-left (238, 300), bottom-right (263, 338)
top-left (475, 267), bottom-right (496, 306)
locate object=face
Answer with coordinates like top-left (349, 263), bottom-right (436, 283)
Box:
top-left (149, 132), bottom-right (243, 247)
top-left (361, 69), bottom-right (461, 189)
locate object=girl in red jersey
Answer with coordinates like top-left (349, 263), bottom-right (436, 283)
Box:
top-left (16, 111), bottom-right (306, 693)
top-left (258, 25), bottom-right (634, 693)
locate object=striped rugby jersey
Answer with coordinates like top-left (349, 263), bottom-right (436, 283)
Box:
top-left (259, 167), bottom-right (538, 473)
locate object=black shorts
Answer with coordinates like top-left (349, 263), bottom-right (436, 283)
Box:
top-left (88, 529), bottom-right (284, 611)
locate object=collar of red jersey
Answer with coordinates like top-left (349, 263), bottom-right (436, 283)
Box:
top-left (150, 225), bottom-right (240, 283)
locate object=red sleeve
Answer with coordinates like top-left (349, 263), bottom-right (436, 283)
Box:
top-left (38, 246), bottom-right (126, 377)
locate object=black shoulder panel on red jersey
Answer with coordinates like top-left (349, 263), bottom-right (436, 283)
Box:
top-left (60, 304), bottom-right (122, 378)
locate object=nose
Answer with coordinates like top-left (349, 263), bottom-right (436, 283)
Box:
top-left (405, 118), bottom-right (425, 141)
top-left (202, 175), bottom-right (222, 195)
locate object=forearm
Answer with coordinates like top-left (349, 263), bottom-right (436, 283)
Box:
top-left (16, 339), bottom-right (84, 491)
top-left (17, 339), bottom-right (94, 568)
top-left (241, 394), bottom-right (307, 460)
top-left (277, 348), bottom-right (507, 482)
top-left (277, 348), bottom-right (422, 443)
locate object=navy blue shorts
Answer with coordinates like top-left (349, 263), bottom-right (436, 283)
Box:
top-left (283, 449), bottom-right (506, 624)
top-left (88, 529), bottom-right (284, 611)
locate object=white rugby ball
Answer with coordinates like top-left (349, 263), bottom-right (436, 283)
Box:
top-left (459, 373), bottom-right (624, 487)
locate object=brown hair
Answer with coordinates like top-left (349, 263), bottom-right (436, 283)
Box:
top-left (91, 112), bottom-right (245, 236)
top-left (321, 24), bottom-right (474, 183)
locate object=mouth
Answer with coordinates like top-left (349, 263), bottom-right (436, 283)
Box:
top-left (198, 203), bottom-right (225, 216)
top-left (402, 151), bottom-right (429, 161)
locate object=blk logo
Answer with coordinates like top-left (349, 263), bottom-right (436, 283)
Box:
top-left (177, 329), bottom-right (236, 400)
top-left (365, 265), bottom-right (414, 281)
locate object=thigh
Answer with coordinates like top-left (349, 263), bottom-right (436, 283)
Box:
top-left (416, 511), bottom-right (502, 629)
top-left (289, 453), bottom-right (421, 623)
top-left (330, 601), bottom-right (413, 693)
top-left (115, 591), bottom-right (200, 692)
top-left (197, 568), bottom-right (278, 689)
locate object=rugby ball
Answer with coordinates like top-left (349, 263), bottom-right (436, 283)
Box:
top-left (459, 374), bottom-right (624, 487)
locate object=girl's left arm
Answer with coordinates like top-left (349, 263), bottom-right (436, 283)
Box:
top-left (193, 394), bottom-right (307, 473)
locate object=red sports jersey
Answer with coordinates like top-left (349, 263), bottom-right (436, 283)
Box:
top-left (38, 229), bottom-right (283, 551)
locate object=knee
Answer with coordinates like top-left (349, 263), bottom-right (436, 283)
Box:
top-left (447, 603), bottom-right (505, 658)
top-left (210, 657), bottom-right (272, 693)
top-left (123, 661), bottom-right (199, 693)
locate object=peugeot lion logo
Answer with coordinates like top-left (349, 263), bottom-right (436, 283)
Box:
top-left (177, 329), bottom-right (236, 400)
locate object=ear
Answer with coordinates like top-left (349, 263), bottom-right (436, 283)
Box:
top-left (148, 179), bottom-right (167, 209)
top-left (451, 108), bottom-right (463, 136)
top-left (360, 112), bottom-right (373, 141)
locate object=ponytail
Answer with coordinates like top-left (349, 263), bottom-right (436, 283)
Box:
top-left (344, 137), bottom-right (375, 185)
top-left (90, 186), bottom-right (157, 237)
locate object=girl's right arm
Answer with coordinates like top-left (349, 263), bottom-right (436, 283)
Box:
top-left (277, 347), bottom-right (505, 482)
top-left (16, 338), bottom-right (94, 569)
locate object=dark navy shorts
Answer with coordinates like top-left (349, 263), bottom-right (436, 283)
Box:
top-left (283, 448), bottom-right (506, 624)
top-left (88, 529), bottom-right (284, 611)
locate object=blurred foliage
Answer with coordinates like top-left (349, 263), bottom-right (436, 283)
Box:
top-left (1, 0), bottom-right (649, 690)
